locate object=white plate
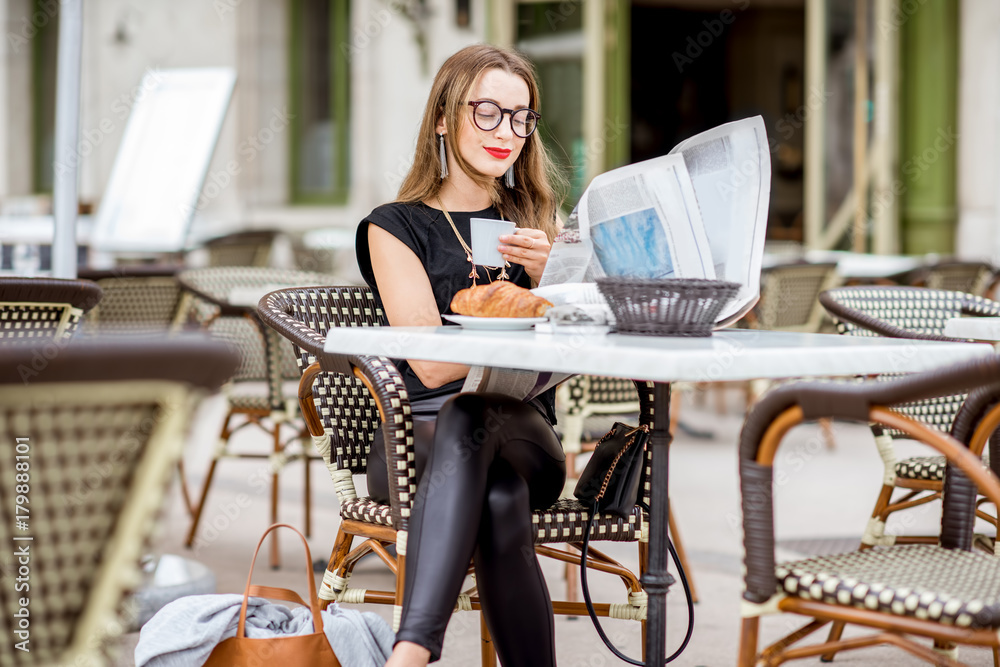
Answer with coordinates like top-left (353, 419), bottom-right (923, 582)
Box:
top-left (442, 314), bottom-right (547, 330)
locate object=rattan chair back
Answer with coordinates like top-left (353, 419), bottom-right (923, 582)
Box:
top-left (203, 230), bottom-right (279, 267)
top-left (912, 260), bottom-right (995, 297)
top-left (557, 375), bottom-right (642, 458)
top-left (820, 286), bottom-right (1000, 434)
top-left (820, 285), bottom-right (1000, 340)
top-left (0, 337), bottom-right (237, 667)
top-left (177, 267), bottom-right (335, 385)
top-left (756, 262), bottom-right (839, 332)
top-left (737, 355), bottom-right (1000, 664)
top-left (77, 266), bottom-right (185, 335)
top-left (259, 286), bottom-right (386, 475)
top-left (0, 277), bottom-right (102, 342)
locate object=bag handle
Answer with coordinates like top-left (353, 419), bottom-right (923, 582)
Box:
top-left (237, 523), bottom-right (323, 637)
top-left (580, 502), bottom-right (694, 664)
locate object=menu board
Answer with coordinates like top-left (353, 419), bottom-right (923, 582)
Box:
top-left (91, 68), bottom-right (236, 253)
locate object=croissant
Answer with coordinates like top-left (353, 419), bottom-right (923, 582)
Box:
top-left (450, 282), bottom-right (553, 318)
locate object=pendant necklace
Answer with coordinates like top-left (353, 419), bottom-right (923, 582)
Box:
top-left (436, 196), bottom-right (510, 284)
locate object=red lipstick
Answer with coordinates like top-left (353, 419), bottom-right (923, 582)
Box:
top-left (484, 147), bottom-right (511, 159)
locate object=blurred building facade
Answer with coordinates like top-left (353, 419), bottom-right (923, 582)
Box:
top-left (0, 0), bottom-right (997, 260)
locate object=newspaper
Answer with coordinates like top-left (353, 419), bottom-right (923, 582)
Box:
top-left (460, 116), bottom-right (771, 400)
top-left (539, 115), bottom-right (771, 326)
top-left (461, 366), bottom-right (569, 402)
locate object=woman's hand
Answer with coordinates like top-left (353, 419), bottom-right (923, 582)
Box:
top-left (499, 228), bottom-right (551, 284)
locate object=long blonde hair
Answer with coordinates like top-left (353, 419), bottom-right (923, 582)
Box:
top-left (396, 44), bottom-right (564, 240)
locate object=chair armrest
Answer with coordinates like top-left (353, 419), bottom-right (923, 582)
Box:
top-left (739, 353), bottom-right (1000, 604)
top-left (819, 289), bottom-right (962, 341)
top-left (258, 290), bottom-right (354, 376)
top-left (261, 288), bottom-right (417, 530)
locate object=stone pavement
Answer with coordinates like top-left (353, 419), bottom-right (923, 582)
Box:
top-left (114, 386), bottom-right (999, 666)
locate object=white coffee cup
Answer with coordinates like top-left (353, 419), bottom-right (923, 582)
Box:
top-left (470, 218), bottom-right (516, 267)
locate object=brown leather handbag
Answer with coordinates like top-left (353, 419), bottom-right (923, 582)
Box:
top-left (204, 523), bottom-right (341, 666)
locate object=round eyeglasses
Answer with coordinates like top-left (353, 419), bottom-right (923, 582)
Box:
top-left (467, 101), bottom-right (541, 138)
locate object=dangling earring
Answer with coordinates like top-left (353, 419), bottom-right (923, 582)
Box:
top-left (504, 164), bottom-right (515, 188)
top-left (438, 134), bottom-right (449, 179)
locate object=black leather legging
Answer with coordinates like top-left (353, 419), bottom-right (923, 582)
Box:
top-left (367, 392), bottom-right (566, 665)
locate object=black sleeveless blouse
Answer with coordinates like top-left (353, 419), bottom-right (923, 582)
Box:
top-left (356, 201), bottom-right (556, 421)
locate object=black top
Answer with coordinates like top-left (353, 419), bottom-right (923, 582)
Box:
top-left (356, 201), bottom-right (556, 421)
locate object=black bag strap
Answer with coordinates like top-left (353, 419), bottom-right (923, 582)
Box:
top-left (579, 500), bottom-right (694, 665)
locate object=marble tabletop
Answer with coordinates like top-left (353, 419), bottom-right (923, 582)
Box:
top-left (323, 327), bottom-right (991, 383)
top-left (762, 250), bottom-right (927, 279)
top-left (944, 317), bottom-right (1000, 341)
top-left (302, 227), bottom-right (356, 250)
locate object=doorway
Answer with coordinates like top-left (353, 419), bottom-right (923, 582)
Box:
top-left (630, 1), bottom-right (806, 240)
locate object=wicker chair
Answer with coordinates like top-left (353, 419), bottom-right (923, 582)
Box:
top-left (258, 286), bottom-right (653, 666)
top-left (77, 266), bottom-right (187, 336)
top-left (819, 285), bottom-right (1000, 551)
top-left (556, 374), bottom-right (697, 603)
top-left (744, 262), bottom-right (841, 447)
top-left (177, 267), bottom-right (340, 568)
top-left (0, 336), bottom-right (237, 666)
top-left (907, 259), bottom-right (995, 297)
top-left (0, 276), bottom-right (102, 341)
top-left (738, 354), bottom-right (1000, 666)
top-left (202, 229), bottom-right (280, 267)
top-left (748, 262), bottom-right (841, 334)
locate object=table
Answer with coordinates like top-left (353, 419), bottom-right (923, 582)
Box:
top-left (944, 317), bottom-right (1000, 340)
top-left (323, 326), bottom-right (991, 664)
top-left (762, 249), bottom-right (928, 280)
top-left (301, 227), bottom-right (356, 250)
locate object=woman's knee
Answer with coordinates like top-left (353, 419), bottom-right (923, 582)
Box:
top-left (485, 470), bottom-right (531, 519)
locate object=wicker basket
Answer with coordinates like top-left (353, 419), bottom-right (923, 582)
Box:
top-left (596, 277), bottom-right (741, 337)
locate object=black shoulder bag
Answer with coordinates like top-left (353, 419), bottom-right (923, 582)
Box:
top-left (573, 422), bottom-right (694, 665)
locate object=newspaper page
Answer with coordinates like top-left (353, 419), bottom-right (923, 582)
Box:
top-left (578, 153), bottom-right (715, 281)
top-left (668, 116), bottom-right (770, 325)
top-left (467, 116), bottom-right (770, 399)
top-left (538, 154), bottom-right (715, 286)
top-left (539, 115), bottom-right (771, 328)
top-left (461, 366), bottom-right (571, 402)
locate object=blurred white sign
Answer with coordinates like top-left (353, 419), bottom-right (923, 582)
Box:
top-left (91, 68), bottom-right (236, 253)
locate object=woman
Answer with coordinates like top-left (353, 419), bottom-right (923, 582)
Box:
top-left (355, 44), bottom-right (566, 666)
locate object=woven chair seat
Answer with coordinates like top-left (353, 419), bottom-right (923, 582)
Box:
top-left (531, 498), bottom-right (642, 544)
top-left (776, 544), bottom-right (1000, 629)
top-left (341, 497), bottom-right (394, 526)
top-left (895, 455), bottom-right (948, 481)
top-left (226, 393), bottom-right (271, 412)
top-left (340, 496), bottom-right (643, 541)
top-left (895, 452), bottom-right (991, 481)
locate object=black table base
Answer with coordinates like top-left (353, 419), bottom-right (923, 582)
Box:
top-left (641, 382), bottom-right (674, 665)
